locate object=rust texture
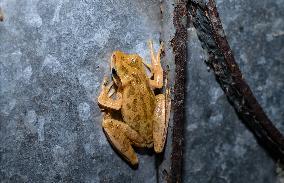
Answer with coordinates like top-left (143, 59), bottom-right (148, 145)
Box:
top-left (169, 0), bottom-right (188, 182)
top-left (188, 0), bottom-right (284, 160)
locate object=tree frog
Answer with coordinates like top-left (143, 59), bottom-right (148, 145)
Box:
top-left (97, 40), bottom-right (170, 166)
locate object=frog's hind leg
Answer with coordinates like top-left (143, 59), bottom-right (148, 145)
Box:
top-left (102, 115), bottom-right (147, 165)
top-left (147, 40), bottom-right (164, 89)
top-left (153, 88), bottom-right (171, 153)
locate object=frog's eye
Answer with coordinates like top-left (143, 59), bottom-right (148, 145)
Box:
top-left (112, 68), bottom-right (117, 76)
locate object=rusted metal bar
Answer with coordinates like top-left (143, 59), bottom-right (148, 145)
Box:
top-left (169, 1), bottom-right (188, 182)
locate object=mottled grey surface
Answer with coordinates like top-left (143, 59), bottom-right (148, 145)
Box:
top-left (184, 0), bottom-right (284, 183)
top-left (0, 0), bottom-right (283, 182)
top-left (0, 0), bottom-right (166, 182)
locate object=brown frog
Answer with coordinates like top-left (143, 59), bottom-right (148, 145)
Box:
top-left (97, 40), bottom-right (170, 165)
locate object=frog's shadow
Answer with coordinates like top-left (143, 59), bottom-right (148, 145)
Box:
top-left (133, 146), bottom-right (154, 156)
top-left (108, 139), bottom-right (157, 170)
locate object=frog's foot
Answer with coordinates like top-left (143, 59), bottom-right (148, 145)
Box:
top-left (97, 77), bottom-right (122, 110)
top-left (153, 87), bottom-right (171, 153)
top-left (102, 117), bottom-right (146, 165)
top-left (147, 40), bottom-right (164, 89)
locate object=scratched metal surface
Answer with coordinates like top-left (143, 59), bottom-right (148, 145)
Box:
top-left (184, 0), bottom-right (284, 183)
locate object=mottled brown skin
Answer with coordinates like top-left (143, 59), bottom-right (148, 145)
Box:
top-left (97, 41), bottom-right (170, 165)
top-left (120, 61), bottom-right (155, 147)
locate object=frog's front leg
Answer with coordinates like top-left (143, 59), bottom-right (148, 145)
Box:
top-left (153, 88), bottom-right (171, 153)
top-left (147, 40), bottom-right (164, 89)
top-left (97, 77), bottom-right (122, 110)
top-left (102, 114), bottom-right (147, 165)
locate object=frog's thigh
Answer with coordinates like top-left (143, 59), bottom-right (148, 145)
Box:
top-left (153, 94), bottom-right (170, 153)
top-left (102, 118), bottom-right (145, 165)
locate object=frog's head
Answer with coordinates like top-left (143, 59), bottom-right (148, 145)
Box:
top-left (111, 51), bottom-right (144, 88)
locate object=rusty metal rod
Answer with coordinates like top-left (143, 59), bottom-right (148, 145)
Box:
top-left (169, 1), bottom-right (188, 182)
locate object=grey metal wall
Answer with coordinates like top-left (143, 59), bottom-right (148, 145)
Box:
top-left (0, 0), bottom-right (283, 182)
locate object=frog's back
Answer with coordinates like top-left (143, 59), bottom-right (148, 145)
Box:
top-left (121, 78), bottom-right (155, 144)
